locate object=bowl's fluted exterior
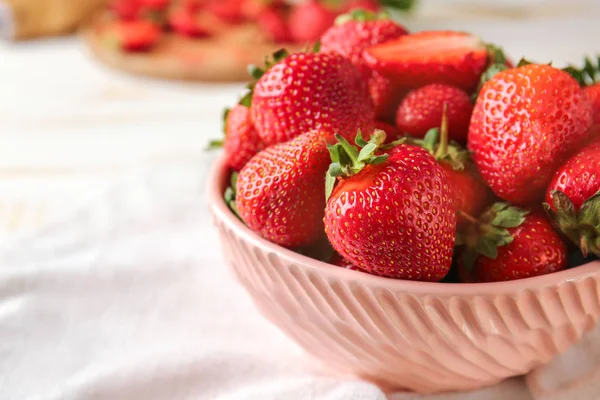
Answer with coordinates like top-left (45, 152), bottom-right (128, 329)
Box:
top-left (208, 155), bottom-right (600, 393)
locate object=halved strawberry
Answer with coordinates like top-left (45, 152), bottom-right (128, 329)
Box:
top-left (169, 7), bottom-right (211, 38)
top-left (363, 31), bottom-right (489, 91)
top-left (102, 20), bottom-right (162, 52)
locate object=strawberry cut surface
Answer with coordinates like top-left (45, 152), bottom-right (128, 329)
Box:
top-left (364, 31), bottom-right (488, 91)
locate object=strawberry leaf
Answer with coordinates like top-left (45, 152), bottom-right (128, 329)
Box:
top-left (379, 0), bottom-right (416, 11)
top-left (517, 58), bottom-right (534, 67)
top-left (486, 43), bottom-right (507, 65)
top-left (562, 56), bottom-right (600, 86)
top-left (459, 202), bottom-right (529, 269)
top-left (546, 190), bottom-right (600, 257)
top-left (422, 128), bottom-right (439, 153)
top-left (225, 172), bottom-right (241, 219)
top-left (325, 129), bottom-right (401, 200)
top-left (487, 202), bottom-right (529, 228)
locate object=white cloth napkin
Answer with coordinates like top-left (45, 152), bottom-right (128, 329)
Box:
top-left (0, 155), bottom-right (598, 400)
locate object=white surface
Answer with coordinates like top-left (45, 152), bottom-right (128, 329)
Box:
top-left (2, 2), bottom-right (600, 399)
top-left (0, 158), bottom-right (599, 400)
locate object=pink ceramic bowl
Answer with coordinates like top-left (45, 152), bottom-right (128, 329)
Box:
top-left (207, 154), bottom-right (600, 394)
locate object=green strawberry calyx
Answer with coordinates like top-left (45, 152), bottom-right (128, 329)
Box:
top-left (458, 202), bottom-right (530, 271)
top-left (544, 190), bottom-right (600, 257)
top-left (325, 130), bottom-right (404, 200)
top-left (225, 171), bottom-right (241, 219)
top-left (408, 103), bottom-right (470, 171)
top-left (334, 8), bottom-right (390, 25)
top-left (562, 56), bottom-right (600, 86)
top-left (207, 108), bottom-right (231, 150)
top-left (239, 48), bottom-right (290, 107)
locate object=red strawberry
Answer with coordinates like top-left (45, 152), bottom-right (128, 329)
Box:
top-left (256, 4), bottom-right (291, 43)
top-left (219, 105), bottom-right (264, 171)
top-left (288, 0), bottom-right (337, 43)
top-left (236, 130), bottom-right (331, 248)
top-left (139, 0), bottom-right (169, 10)
top-left (544, 141), bottom-right (600, 257)
top-left (469, 64), bottom-right (592, 205)
top-left (320, 9), bottom-right (409, 120)
top-left (110, 0), bottom-right (142, 20)
top-left (250, 50), bottom-right (375, 146)
top-left (396, 84), bottom-right (473, 142)
top-left (411, 106), bottom-right (492, 229)
top-left (584, 83), bottom-right (600, 143)
top-left (344, 0), bottom-right (380, 12)
top-left (324, 131), bottom-right (456, 281)
top-left (363, 31), bottom-right (489, 92)
top-left (102, 20), bottom-right (162, 52)
top-left (459, 205), bottom-right (568, 282)
top-left (169, 7), bottom-right (211, 37)
top-left (205, 0), bottom-right (244, 23)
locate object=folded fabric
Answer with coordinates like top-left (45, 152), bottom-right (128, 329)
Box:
top-left (0, 156), bottom-right (597, 400)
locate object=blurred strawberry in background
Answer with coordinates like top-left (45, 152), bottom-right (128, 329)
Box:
top-left (103, 0), bottom-right (417, 51)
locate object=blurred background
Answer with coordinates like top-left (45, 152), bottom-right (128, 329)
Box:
top-left (1, 0), bottom-right (599, 237)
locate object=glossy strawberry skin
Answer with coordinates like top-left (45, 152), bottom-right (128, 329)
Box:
top-left (545, 141), bottom-right (600, 211)
top-left (584, 83), bottom-right (600, 143)
top-left (441, 164), bottom-right (492, 227)
top-left (321, 18), bottom-right (409, 120)
top-left (104, 20), bottom-right (162, 52)
top-left (288, 0), bottom-right (337, 43)
top-left (236, 130), bottom-right (331, 248)
top-left (364, 31), bottom-right (488, 92)
top-left (324, 145), bottom-right (456, 281)
top-left (469, 214), bottom-right (568, 282)
top-left (396, 84), bottom-right (473, 142)
top-left (468, 64), bottom-right (592, 205)
top-left (251, 52), bottom-right (375, 146)
top-left (224, 105), bottom-right (264, 171)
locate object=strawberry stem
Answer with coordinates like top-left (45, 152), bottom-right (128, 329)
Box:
top-left (434, 103), bottom-right (449, 159)
top-left (325, 129), bottom-right (404, 200)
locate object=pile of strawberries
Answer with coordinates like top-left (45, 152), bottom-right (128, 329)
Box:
top-left (100, 0), bottom-right (410, 52)
top-left (216, 9), bottom-right (600, 283)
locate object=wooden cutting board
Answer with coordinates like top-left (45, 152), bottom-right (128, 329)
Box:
top-left (81, 12), bottom-right (303, 82)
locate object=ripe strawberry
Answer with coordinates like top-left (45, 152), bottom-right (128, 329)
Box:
top-left (102, 20), bottom-right (162, 52)
top-left (139, 0), bottom-right (169, 10)
top-left (411, 106), bottom-right (492, 229)
top-left (250, 50), bottom-right (375, 145)
top-left (205, 0), bottom-right (244, 23)
top-left (324, 131), bottom-right (456, 281)
top-left (214, 105), bottom-right (264, 171)
top-left (363, 31), bottom-right (489, 92)
top-left (256, 4), bottom-right (291, 43)
top-left (396, 84), bottom-right (473, 142)
top-left (320, 9), bottom-right (409, 120)
top-left (109, 0), bottom-right (142, 20)
top-left (544, 141), bottom-right (600, 257)
top-left (459, 204), bottom-right (568, 282)
top-left (584, 83), bottom-right (600, 143)
top-left (468, 64), bottom-right (592, 205)
top-left (344, 0), bottom-right (380, 12)
top-left (288, 0), bottom-right (337, 43)
top-left (169, 7), bottom-right (211, 38)
top-left (236, 130), bottom-right (331, 248)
